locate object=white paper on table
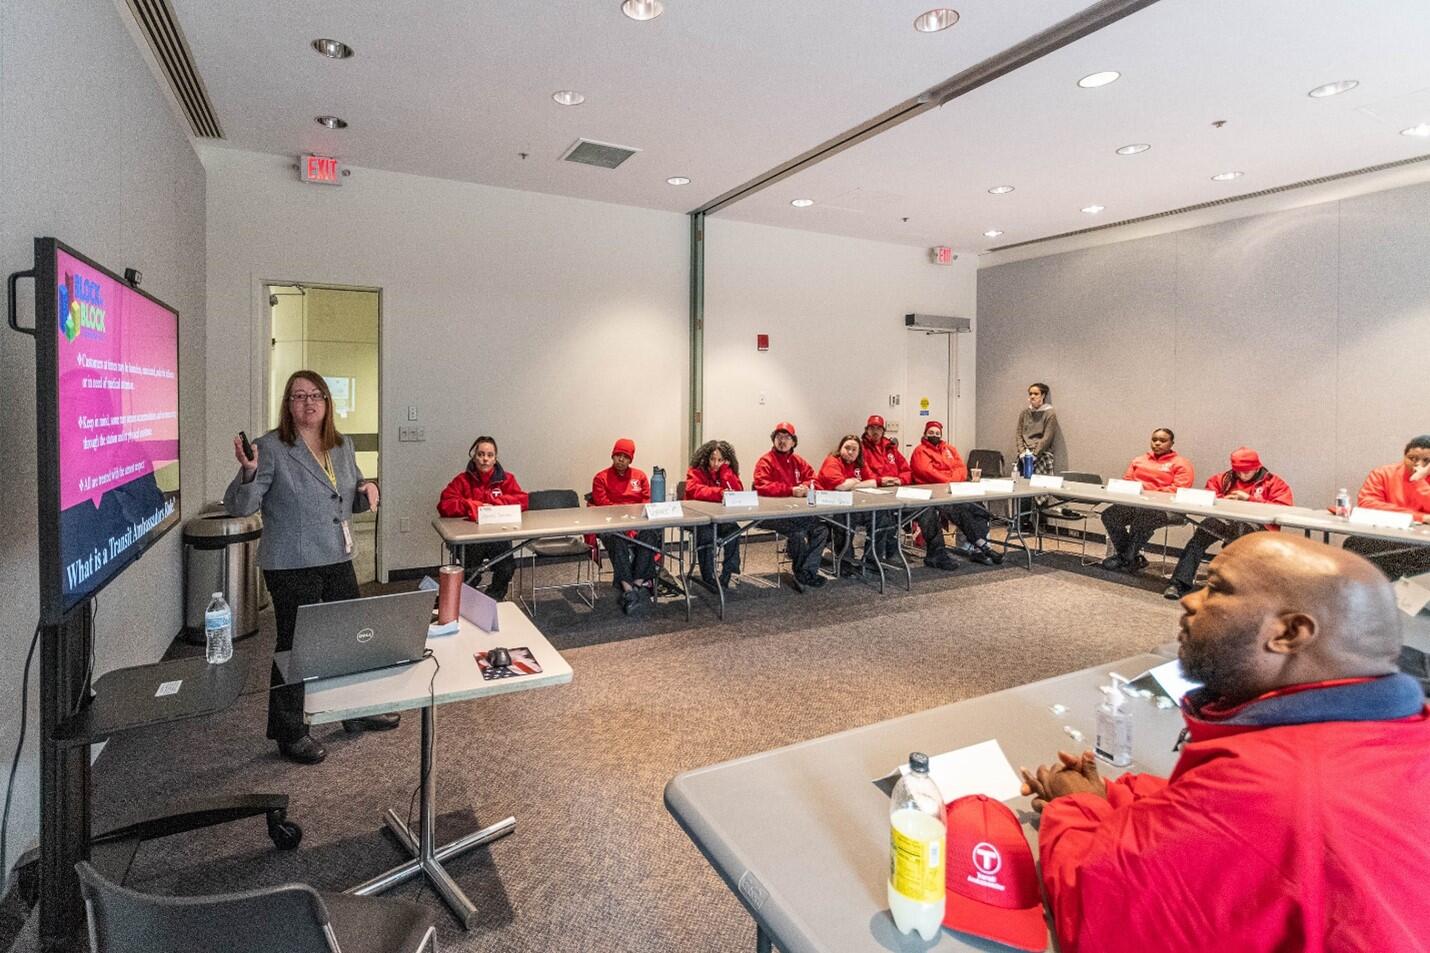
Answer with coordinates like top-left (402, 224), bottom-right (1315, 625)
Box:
top-left (644, 500), bottom-right (684, 519)
top-left (896, 487), bottom-right (934, 501)
top-left (947, 482), bottom-right (989, 497)
top-left (1139, 659), bottom-right (1202, 704)
top-left (812, 490), bottom-right (854, 506)
top-left (1348, 507), bottom-right (1414, 530)
top-left (1106, 478), bottom-right (1144, 496)
top-left (860, 487), bottom-right (895, 495)
top-left (1394, 577), bottom-right (1430, 617)
top-left (978, 478), bottom-right (1015, 494)
top-left (1029, 474), bottom-right (1064, 490)
top-left (458, 583), bottom-right (499, 632)
top-left (722, 490), bottom-right (758, 508)
top-left (876, 739), bottom-right (1024, 804)
top-left (477, 504), bottom-right (522, 526)
top-left (1174, 487), bottom-right (1217, 507)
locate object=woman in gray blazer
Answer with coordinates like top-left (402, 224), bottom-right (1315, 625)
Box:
top-left (225, 370), bottom-right (392, 764)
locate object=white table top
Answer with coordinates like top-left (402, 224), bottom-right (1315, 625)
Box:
top-left (302, 603), bottom-right (572, 724)
top-left (433, 503), bottom-right (711, 545)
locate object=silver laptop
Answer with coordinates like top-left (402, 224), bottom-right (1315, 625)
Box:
top-left (289, 589), bottom-right (435, 682)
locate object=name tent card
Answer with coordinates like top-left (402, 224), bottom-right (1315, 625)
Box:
top-left (721, 490), bottom-right (758, 508)
top-left (1106, 478), bottom-right (1144, 496)
top-left (1029, 474), bottom-right (1065, 490)
top-left (976, 477), bottom-right (1014, 493)
top-left (896, 486), bottom-right (934, 501)
top-left (644, 500), bottom-right (685, 519)
top-left (477, 504), bottom-right (522, 525)
top-left (811, 490), bottom-right (854, 506)
top-left (1348, 507), bottom-right (1414, 530)
top-left (1174, 487), bottom-right (1217, 507)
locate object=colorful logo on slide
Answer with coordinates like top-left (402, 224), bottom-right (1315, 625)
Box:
top-left (59, 272), bottom-right (106, 342)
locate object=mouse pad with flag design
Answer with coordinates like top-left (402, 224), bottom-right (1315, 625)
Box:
top-left (476, 647), bottom-right (542, 680)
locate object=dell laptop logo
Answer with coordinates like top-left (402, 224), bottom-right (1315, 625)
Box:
top-left (355, 627), bottom-right (375, 644)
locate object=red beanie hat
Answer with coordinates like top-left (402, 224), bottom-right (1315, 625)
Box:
top-left (612, 438), bottom-right (636, 460)
top-left (924, 420), bottom-right (945, 434)
top-left (867, 414), bottom-right (885, 428)
top-left (1229, 446), bottom-right (1261, 471)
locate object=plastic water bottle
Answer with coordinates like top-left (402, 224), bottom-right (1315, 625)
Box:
top-left (1095, 674), bottom-right (1133, 767)
top-left (204, 592), bottom-right (233, 664)
top-left (651, 466), bottom-right (666, 503)
top-left (888, 752), bottom-right (945, 940)
top-left (1334, 487), bottom-right (1351, 518)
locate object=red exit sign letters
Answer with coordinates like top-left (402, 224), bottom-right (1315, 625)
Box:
top-left (299, 154), bottom-right (344, 186)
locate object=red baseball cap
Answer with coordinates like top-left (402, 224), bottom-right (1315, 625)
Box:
top-left (611, 438), bottom-right (636, 460)
top-left (1229, 446), bottom-right (1261, 471)
top-left (924, 420), bottom-right (944, 434)
top-left (773, 421), bottom-right (797, 437)
top-left (867, 415), bottom-right (886, 428)
top-left (943, 795), bottom-right (1047, 951)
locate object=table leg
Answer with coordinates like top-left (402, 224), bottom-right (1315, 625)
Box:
top-left (348, 704), bottom-right (516, 929)
top-left (756, 923), bottom-right (772, 953)
top-left (869, 510), bottom-right (887, 594)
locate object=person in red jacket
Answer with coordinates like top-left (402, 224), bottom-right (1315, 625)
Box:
top-left (909, 421), bottom-right (1002, 568)
top-left (1021, 533), bottom-right (1429, 953)
top-left (817, 434), bottom-right (880, 574)
top-left (1345, 433), bottom-right (1430, 577)
top-left (752, 422), bottom-right (829, 591)
top-left (1164, 446), bottom-right (1294, 599)
top-left (685, 439), bottom-right (742, 592)
top-left (435, 435), bottom-right (529, 600)
top-left (591, 438), bottom-right (659, 614)
top-left (860, 415), bottom-right (910, 563)
top-left (1100, 428), bottom-right (1195, 573)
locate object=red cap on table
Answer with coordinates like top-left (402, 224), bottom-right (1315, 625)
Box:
top-left (943, 795), bottom-right (1047, 951)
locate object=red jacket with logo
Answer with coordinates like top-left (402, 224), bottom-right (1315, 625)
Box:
top-left (816, 454), bottom-right (866, 490)
top-left (1205, 469), bottom-right (1294, 530)
top-left (1357, 463), bottom-right (1430, 523)
top-left (436, 463), bottom-right (529, 519)
top-left (591, 466), bottom-right (650, 506)
top-left (909, 439), bottom-right (967, 484)
top-left (1039, 675), bottom-right (1430, 953)
top-left (860, 436), bottom-right (911, 485)
top-left (1123, 451), bottom-right (1195, 492)
top-left (683, 463), bottom-right (743, 502)
top-left (753, 449), bottom-right (816, 497)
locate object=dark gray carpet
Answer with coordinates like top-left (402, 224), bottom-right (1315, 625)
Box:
top-left (16, 543), bottom-right (1181, 952)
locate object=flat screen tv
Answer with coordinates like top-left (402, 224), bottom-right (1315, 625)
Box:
top-left (34, 238), bottom-right (181, 623)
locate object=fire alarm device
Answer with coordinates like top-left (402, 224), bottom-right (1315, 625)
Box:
top-left (299, 154), bottom-right (344, 185)
top-left (757, 334), bottom-right (769, 351)
top-left (930, 246), bottom-right (956, 265)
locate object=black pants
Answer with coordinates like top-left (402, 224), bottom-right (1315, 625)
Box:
top-left (1102, 505), bottom-right (1180, 560)
top-left (263, 560), bottom-right (360, 743)
top-left (917, 503), bottom-right (992, 558)
top-left (1344, 535), bottom-right (1430, 580)
top-left (1170, 519), bottom-right (1255, 588)
top-left (696, 523), bottom-right (741, 582)
top-left (602, 529), bottom-right (661, 588)
top-left (830, 513), bottom-right (895, 565)
top-left (463, 541), bottom-right (517, 599)
top-left (781, 516), bottom-right (830, 581)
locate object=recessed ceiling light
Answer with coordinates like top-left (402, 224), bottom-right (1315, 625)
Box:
top-left (983, 229), bottom-right (1003, 238)
top-left (315, 115), bottom-right (347, 129)
top-left (1400, 123), bottom-right (1430, 138)
top-left (913, 8), bottom-right (960, 32)
top-left (1307, 79), bottom-right (1358, 98)
top-left (1077, 70), bottom-right (1120, 89)
top-left (666, 176), bottom-right (691, 186)
top-left (552, 90), bottom-right (585, 106)
top-left (1211, 171), bottom-right (1244, 182)
top-left (621, 0), bottom-right (663, 20)
top-left (1081, 205), bottom-right (1104, 214)
top-left (1115, 143), bottom-right (1151, 156)
top-left (988, 185), bottom-right (1015, 195)
top-left (311, 38), bottom-right (353, 59)
top-left (790, 199), bottom-right (814, 208)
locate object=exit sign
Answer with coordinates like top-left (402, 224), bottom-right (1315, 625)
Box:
top-left (930, 246), bottom-right (955, 265)
top-left (299, 154), bottom-right (343, 185)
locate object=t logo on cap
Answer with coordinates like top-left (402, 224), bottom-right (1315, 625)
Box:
top-left (971, 842), bottom-right (1002, 877)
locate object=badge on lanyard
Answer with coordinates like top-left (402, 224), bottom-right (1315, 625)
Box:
top-left (341, 519), bottom-right (354, 555)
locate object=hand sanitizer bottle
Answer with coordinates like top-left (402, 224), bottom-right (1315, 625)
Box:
top-left (1094, 674), bottom-right (1132, 767)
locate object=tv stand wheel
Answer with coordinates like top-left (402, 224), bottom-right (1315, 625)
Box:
top-left (267, 810), bottom-right (303, 850)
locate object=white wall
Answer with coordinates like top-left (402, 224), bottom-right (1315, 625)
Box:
top-left (977, 182), bottom-right (1430, 508)
top-left (703, 218), bottom-right (977, 470)
top-left (201, 148), bottom-right (691, 575)
top-left (0, 0), bottom-right (206, 883)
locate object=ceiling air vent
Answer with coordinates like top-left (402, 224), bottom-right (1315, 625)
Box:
top-left (123, 0), bottom-right (224, 138)
top-left (561, 139), bottom-right (640, 170)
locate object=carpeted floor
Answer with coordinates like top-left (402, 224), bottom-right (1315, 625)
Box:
top-left (16, 541), bottom-right (1183, 952)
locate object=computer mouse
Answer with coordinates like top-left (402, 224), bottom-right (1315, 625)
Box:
top-left (486, 646), bottom-right (512, 668)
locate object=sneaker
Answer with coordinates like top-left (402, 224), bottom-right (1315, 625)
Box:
top-left (1102, 554), bottom-right (1127, 571)
top-left (342, 713), bottom-right (400, 733)
top-left (805, 573), bottom-right (827, 588)
top-left (924, 553), bottom-right (959, 572)
top-left (968, 549), bottom-right (995, 566)
top-left (278, 735), bottom-right (327, 765)
top-left (619, 588), bottom-right (642, 615)
top-left (977, 542), bottom-right (1005, 565)
top-left (1163, 583), bottom-right (1191, 600)
top-left (718, 571), bottom-right (733, 590)
top-left (1131, 554), bottom-right (1150, 573)
top-left (789, 573), bottom-right (806, 594)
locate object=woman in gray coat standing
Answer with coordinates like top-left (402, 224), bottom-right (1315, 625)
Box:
top-left (225, 370), bottom-right (393, 764)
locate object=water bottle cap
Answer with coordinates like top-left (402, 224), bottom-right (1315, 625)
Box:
top-left (908, 751), bottom-right (930, 773)
top-left (212, 591), bottom-right (223, 599)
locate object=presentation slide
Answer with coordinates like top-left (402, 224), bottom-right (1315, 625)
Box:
top-left (54, 247), bottom-right (180, 611)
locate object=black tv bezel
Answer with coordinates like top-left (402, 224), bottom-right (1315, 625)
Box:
top-left (35, 237), bottom-right (183, 624)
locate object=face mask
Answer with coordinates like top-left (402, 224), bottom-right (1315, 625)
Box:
top-left (926, 436), bottom-right (942, 445)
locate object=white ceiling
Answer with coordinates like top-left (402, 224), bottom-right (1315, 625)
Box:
top-left (165, 0), bottom-right (1430, 254)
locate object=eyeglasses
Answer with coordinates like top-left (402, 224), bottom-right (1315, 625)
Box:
top-left (289, 392), bottom-right (326, 403)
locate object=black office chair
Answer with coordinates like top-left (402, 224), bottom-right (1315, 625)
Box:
top-left (1040, 471), bottom-right (1104, 562)
top-left (76, 861), bottom-right (437, 953)
top-left (517, 489), bottom-right (596, 617)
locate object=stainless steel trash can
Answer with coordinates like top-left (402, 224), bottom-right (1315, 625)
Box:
top-left (183, 509), bottom-right (263, 643)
